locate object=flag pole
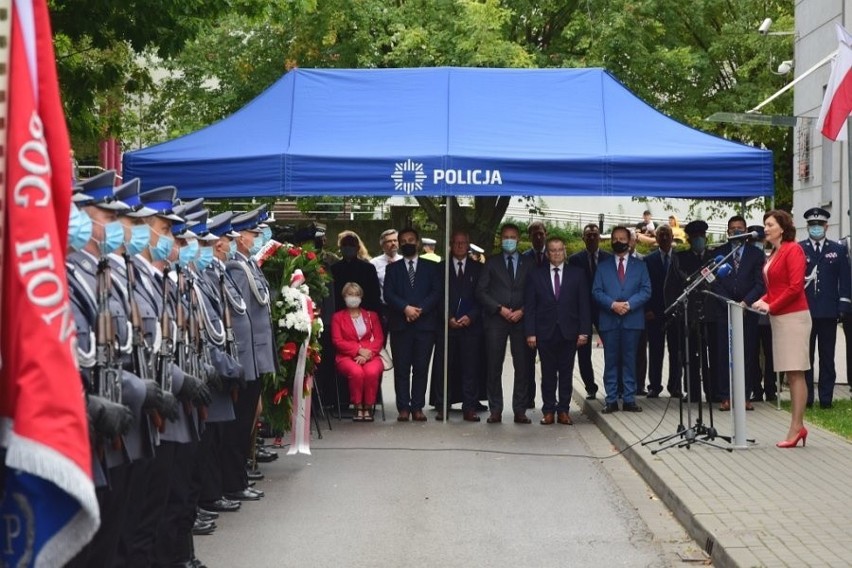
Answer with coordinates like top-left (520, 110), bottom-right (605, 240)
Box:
top-left (0, 0), bottom-right (11, 372)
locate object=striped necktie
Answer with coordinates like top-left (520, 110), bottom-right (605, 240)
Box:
top-left (408, 260), bottom-right (415, 287)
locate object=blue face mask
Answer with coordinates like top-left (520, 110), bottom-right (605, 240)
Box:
top-left (808, 225), bottom-right (826, 240)
top-left (125, 224), bottom-right (150, 256)
top-left (150, 232), bottom-right (174, 262)
top-left (229, 240), bottom-right (237, 259)
top-left (97, 220), bottom-right (125, 255)
top-left (68, 206), bottom-right (92, 251)
top-left (248, 236), bottom-right (262, 256)
top-left (178, 240), bottom-right (199, 268)
top-left (195, 247), bottom-right (214, 271)
top-left (501, 238), bottom-right (518, 253)
top-left (691, 237), bottom-right (706, 252)
top-left (261, 226), bottom-right (272, 242)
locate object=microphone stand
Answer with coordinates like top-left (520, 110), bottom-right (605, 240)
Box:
top-left (645, 248), bottom-right (737, 454)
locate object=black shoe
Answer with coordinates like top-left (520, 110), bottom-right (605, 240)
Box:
top-left (197, 507), bottom-right (219, 521)
top-left (474, 402), bottom-right (488, 411)
top-left (749, 395), bottom-right (763, 402)
top-left (246, 468), bottom-right (264, 481)
top-left (646, 389), bottom-right (661, 399)
top-left (601, 403), bottom-right (619, 414)
top-left (636, 388), bottom-right (648, 396)
top-left (585, 387), bottom-right (598, 400)
top-left (668, 389), bottom-right (682, 398)
top-left (199, 498), bottom-right (241, 512)
top-left (255, 448), bottom-right (278, 463)
top-left (191, 557), bottom-right (208, 568)
top-left (622, 402), bottom-right (643, 412)
top-left (819, 402), bottom-right (833, 409)
top-left (224, 489), bottom-right (262, 501)
top-left (765, 394), bottom-right (777, 402)
top-left (192, 519), bottom-right (216, 536)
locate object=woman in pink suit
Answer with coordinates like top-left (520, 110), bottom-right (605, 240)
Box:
top-left (331, 282), bottom-right (385, 421)
top-left (752, 210), bottom-right (811, 448)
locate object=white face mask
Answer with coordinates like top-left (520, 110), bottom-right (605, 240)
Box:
top-left (344, 295), bottom-right (362, 308)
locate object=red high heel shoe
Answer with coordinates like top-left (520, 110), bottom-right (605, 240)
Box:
top-left (776, 427), bottom-right (808, 448)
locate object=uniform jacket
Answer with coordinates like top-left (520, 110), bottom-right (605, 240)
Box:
top-left (592, 254), bottom-right (652, 332)
top-left (800, 238), bottom-right (852, 318)
top-left (227, 253), bottom-right (276, 376)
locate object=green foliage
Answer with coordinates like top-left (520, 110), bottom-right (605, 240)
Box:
top-left (781, 400), bottom-right (852, 441)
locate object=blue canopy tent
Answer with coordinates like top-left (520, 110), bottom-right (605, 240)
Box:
top-left (123, 67), bottom-right (773, 200)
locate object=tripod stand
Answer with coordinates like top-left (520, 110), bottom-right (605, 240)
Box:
top-left (644, 253), bottom-right (735, 453)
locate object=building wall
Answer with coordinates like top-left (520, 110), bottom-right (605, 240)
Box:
top-left (794, 0), bottom-right (847, 239)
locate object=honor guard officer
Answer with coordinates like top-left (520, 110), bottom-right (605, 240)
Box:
top-left (800, 207), bottom-right (851, 408)
top-left (135, 187), bottom-right (214, 567)
top-left (190, 211), bottom-right (263, 501)
top-left (64, 170), bottom-right (151, 568)
top-left (227, 207), bottom-right (279, 470)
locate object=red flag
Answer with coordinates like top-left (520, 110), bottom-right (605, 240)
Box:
top-left (817, 24), bottom-right (852, 141)
top-left (1, 1), bottom-right (99, 565)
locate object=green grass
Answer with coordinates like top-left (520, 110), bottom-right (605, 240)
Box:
top-left (780, 399), bottom-right (852, 440)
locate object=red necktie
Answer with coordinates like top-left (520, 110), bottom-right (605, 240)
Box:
top-left (618, 257), bottom-right (625, 284)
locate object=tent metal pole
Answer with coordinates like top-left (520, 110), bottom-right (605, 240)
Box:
top-left (442, 198), bottom-right (451, 423)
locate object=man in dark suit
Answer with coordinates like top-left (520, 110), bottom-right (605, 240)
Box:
top-left (331, 233), bottom-right (382, 313)
top-left (709, 215), bottom-right (765, 411)
top-left (476, 223), bottom-right (535, 424)
top-left (644, 224), bottom-right (682, 398)
top-left (524, 237), bottom-right (591, 425)
top-left (568, 223), bottom-right (612, 399)
top-left (592, 225), bottom-right (652, 413)
top-left (432, 230), bottom-right (484, 422)
top-left (384, 227), bottom-right (443, 421)
top-left (521, 221), bottom-right (548, 408)
top-left (800, 207), bottom-right (852, 408)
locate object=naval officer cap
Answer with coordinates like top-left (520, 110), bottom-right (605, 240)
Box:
top-left (422, 237), bottom-right (437, 246)
top-left (684, 220), bottom-right (708, 236)
top-left (208, 212), bottom-right (241, 239)
top-left (174, 198), bottom-right (205, 220)
top-left (804, 207), bottom-right (830, 224)
top-left (231, 208), bottom-right (263, 233)
top-left (185, 210), bottom-right (220, 242)
top-left (139, 186), bottom-right (184, 222)
top-left (72, 170), bottom-right (129, 211)
top-left (114, 177), bottom-right (157, 218)
top-left (469, 243), bottom-right (484, 254)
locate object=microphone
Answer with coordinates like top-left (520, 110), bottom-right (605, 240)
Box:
top-left (716, 263), bottom-right (733, 278)
top-left (727, 231), bottom-right (759, 242)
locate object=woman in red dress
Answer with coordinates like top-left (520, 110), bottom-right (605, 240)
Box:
top-left (331, 282), bottom-right (385, 421)
top-left (752, 210), bottom-right (811, 448)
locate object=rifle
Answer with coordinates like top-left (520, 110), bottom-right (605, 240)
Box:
top-left (178, 269), bottom-right (204, 437)
top-left (124, 254), bottom-right (163, 432)
top-left (156, 265), bottom-right (175, 396)
top-left (186, 274), bottom-right (210, 421)
top-left (94, 256), bottom-right (123, 450)
top-left (219, 271), bottom-right (240, 361)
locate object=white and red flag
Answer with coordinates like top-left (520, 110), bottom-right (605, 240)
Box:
top-left (0, 0), bottom-right (99, 566)
top-left (817, 24), bottom-right (852, 141)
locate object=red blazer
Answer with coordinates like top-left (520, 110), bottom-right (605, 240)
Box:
top-left (760, 241), bottom-right (809, 315)
top-left (331, 309), bottom-right (384, 359)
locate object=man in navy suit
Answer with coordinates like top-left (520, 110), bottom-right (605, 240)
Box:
top-left (432, 230), bottom-right (484, 422)
top-left (524, 237), bottom-right (591, 425)
top-left (708, 215), bottom-right (765, 411)
top-left (592, 225), bottom-right (652, 413)
top-left (643, 224), bottom-right (682, 398)
top-left (521, 221), bottom-right (548, 408)
top-left (800, 207), bottom-right (852, 408)
top-left (568, 223), bottom-right (612, 399)
top-left (384, 227), bottom-right (443, 421)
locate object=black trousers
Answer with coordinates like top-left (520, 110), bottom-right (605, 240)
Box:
top-left (118, 442), bottom-right (176, 567)
top-left (67, 462), bottom-right (134, 568)
top-left (524, 343), bottom-right (538, 407)
top-left (234, 380), bottom-right (263, 463)
top-left (483, 321), bottom-right (529, 414)
top-left (199, 422), bottom-right (226, 503)
top-left (155, 440), bottom-right (200, 566)
top-left (575, 324), bottom-right (599, 394)
top-left (806, 317), bottom-right (838, 405)
top-left (538, 331), bottom-right (577, 413)
top-left (220, 415), bottom-right (248, 494)
top-left (647, 315), bottom-right (681, 395)
top-left (390, 328), bottom-right (435, 412)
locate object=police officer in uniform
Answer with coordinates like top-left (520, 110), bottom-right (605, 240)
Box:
top-left (800, 207), bottom-right (851, 408)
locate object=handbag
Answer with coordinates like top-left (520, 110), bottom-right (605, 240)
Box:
top-left (367, 311), bottom-right (393, 370)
